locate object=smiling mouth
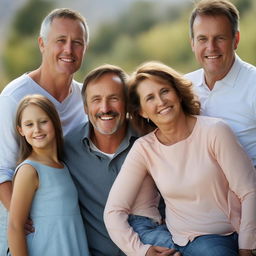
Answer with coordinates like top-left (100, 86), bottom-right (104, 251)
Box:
top-left (97, 111), bottom-right (118, 121)
top-left (99, 116), bottom-right (115, 120)
top-left (205, 55), bottom-right (221, 59)
top-left (158, 106), bottom-right (173, 115)
top-left (59, 57), bottom-right (75, 63)
top-left (33, 135), bottom-right (46, 140)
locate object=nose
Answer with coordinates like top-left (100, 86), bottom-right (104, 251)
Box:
top-left (64, 40), bottom-right (72, 54)
top-left (100, 99), bottom-right (111, 113)
top-left (207, 39), bottom-right (217, 51)
top-left (34, 123), bottom-right (41, 132)
top-left (156, 94), bottom-right (165, 106)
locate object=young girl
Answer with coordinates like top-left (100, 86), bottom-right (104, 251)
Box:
top-left (8, 94), bottom-right (90, 256)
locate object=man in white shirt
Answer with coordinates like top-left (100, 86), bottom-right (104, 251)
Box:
top-left (185, 0), bottom-right (256, 169)
top-left (0, 8), bottom-right (89, 255)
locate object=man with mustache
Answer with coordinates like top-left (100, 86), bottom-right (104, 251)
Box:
top-left (64, 64), bottom-right (137, 256)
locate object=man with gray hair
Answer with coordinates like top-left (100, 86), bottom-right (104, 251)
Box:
top-left (0, 8), bottom-right (89, 255)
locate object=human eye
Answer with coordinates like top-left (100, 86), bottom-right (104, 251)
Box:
top-left (161, 88), bottom-right (170, 94)
top-left (217, 36), bottom-right (225, 41)
top-left (57, 38), bottom-right (66, 43)
top-left (197, 36), bottom-right (207, 43)
top-left (73, 40), bottom-right (84, 46)
top-left (110, 96), bottom-right (119, 102)
top-left (24, 122), bottom-right (33, 127)
top-left (145, 95), bottom-right (154, 102)
top-left (91, 97), bottom-right (101, 103)
top-left (40, 120), bottom-right (48, 124)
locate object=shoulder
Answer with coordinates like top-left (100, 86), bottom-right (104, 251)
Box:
top-left (196, 115), bottom-right (233, 137)
top-left (1, 74), bottom-right (32, 99)
top-left (71, 80), bottom-right (83, 91)
top-left (133, 131), bottom-right (156, 148)
top-left (64, 122), bottom-right (88, 145)
top-left (14, 162), bottom-right (38, 183)
top-left (239, 57), bottom-right (256, 73)
top-left (235, 56), bottom-right (256, 86)
top-left (184, 69), bottom-right (204, 84)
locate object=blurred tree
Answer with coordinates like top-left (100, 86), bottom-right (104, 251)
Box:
top-left (77, 1), bottom-right (191, 80)
top-left (12, 0), bottom-right (54, 36)
top-left (237, 0), bottom-right (256, 65)
top-left (2, 0), bottom-right (53, 82)
top-left (232, 0), bottom-right (252, 16)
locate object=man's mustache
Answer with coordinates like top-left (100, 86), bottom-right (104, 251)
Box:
top-left (96, 111), bottom-right (119, 118)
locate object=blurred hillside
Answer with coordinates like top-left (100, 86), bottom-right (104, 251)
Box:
top-left (0, 0), bottom-right (255, 91)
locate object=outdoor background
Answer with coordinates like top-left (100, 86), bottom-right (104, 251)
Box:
top-left (0, 0), bottom-right (255, 92)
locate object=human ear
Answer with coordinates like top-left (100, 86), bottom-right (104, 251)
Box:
top-left (38, 36), bottom-right (45, 54)
top-left (84, 104), bottom-right (88, 114)
top-left (191, 38), bottom-right (195, 52)
top-left (234, 31), bottom-right (240, 50)
top-left (17, 126), bottom-right (24, 136)
top-left (139, 109), bottom-right (148, 119)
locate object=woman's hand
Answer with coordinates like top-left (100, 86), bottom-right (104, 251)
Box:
top-left (239, 249), bottom-right (254, 256)
top-left (146, 246), bottom-right (181, 256)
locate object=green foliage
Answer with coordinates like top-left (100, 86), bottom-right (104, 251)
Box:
top-left (237, 0), bottom-right (256, 65)
top-left (12, 0), bottom-right (54, 37)
top-left (1, 0), bottom-right (53, 90)
top-left (3, 36), bottom-right (41, 79)
top-left (76, 2), bottom-right (196, 80)
top-left (232, 0), bottom-right (252, 16)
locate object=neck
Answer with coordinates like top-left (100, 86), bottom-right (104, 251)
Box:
top-left (91, 124), bottom-right (127, 154)
top-left (29, 67), bottom-right (73, 102)
top-left (29, 148), bottom-right (62, 168)
top-left (156, 114), bottom-right (195, 146)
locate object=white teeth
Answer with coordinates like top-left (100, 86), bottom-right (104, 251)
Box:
top-left (100, 116), bottom-right (114, 120)
top-left (159, 107), bottom-right (171, 115)
top-left (207, 56), bottom-right (219, 59)
top-left (60, 58), bottom-right (74, 63)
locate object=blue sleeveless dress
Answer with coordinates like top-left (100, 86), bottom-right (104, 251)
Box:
top-left (13, 160), bottom-right (90, 256)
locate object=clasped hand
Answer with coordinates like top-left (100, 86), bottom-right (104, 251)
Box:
top-left (146, 246), bottom-right (181, 256)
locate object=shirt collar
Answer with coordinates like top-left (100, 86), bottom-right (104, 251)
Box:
top-left (81, 121), bottom-right (138, 152)
top-left (219, 54), bottom-right (241, 88)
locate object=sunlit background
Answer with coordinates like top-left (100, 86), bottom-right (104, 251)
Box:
top-left (0, 0), bottom-right (255, 91)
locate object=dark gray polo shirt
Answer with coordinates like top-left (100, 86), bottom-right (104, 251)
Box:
top-left (64, 122), bottom-right (138, 256)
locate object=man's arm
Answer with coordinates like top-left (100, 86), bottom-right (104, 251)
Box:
top-left (0, 181), bottom-right (12, 210)
top-left (0, 95), bottom-right (19, 209)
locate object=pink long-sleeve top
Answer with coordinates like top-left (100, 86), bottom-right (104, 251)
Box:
top-left (104, 116), bottom-right (256, 255)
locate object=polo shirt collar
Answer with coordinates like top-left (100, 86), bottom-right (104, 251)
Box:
top-left (219, 54), bottom-right (241, 88)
